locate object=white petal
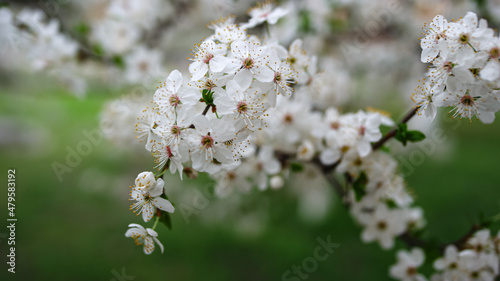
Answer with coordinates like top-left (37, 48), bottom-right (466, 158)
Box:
top-left (361, 229), bottom-right (376, 242)
top-left (214, 146), bottom-right (233, 164)
top-left (189, 61), bottom-right (207, 81)
top-left (192, 115), bottom-right (211, 135)
top-left (167, 70), bottom-right (183, 93)
top-left (357, 141), bottom-right (371, 158)
top-left (263, 159), bottom-right (281, 174)
top-left (319, 149), bottom-right (340, 165)
top-left (213, 93), bottom-right (235, 115)
top-left (149, 178), bottom-right (164, 197)
top-left (253, 65), bottom-right (274, 82)
top-left (125, 227), bottom-right (146, 238)
top-left (480, 60), bottom-right (500, 81)
top-left (212, 118), bottom-right (235, 141)
top-left (142, 203), bottom-right (155, 222)
top-left (143, 236), bottom-right (155, 255)
top-left (478, 111), bottom-right (495, 123)
top-left (127, 223), bottom-right (145, 229)
top-left (234, 69), bottom-right (253, 89)
top-left (209, 56), bottom-right (228, 73)
top-left (152, 197), bottom-right (175, 213)
top-left (146, 228), bottom-right (158, 237)
top-left (153, 236), bottom-right (164, 254)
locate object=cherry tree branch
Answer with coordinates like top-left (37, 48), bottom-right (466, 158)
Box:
top-left (372, 107), bottom-right (419, 151)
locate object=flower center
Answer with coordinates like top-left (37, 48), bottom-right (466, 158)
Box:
top-left (470, 68), bottom-right (481, 77)
top-left (475, 244), bottom-right (484, 252)
top-left (204, 79), bottom-right (215, 90)
top-left (201, 135), bottom-right (214, 148)
top-left (203, 53), bottom-right (214, 64)
top-left (449, 262), bottom-right (458, 270)
top-left (330, 122), bottom-right (340, 129)
top-left (354, 158), bottom-right (362, 166)
top-left (274, 72), bottom-right (282, 83)
top-left (460, 95), bottom-right (474, 106)
top-left (139, 61), bottom-right (149, 71)
top-left (237, 101), bottom-right (248, 114)
top-left (490, 47), bottom-right (500, 59)
top-left (288, 57), bottom-right (296, 64)
top-left (256, 162), bottom-right (263, 171)
top-left (243, 57), bottom-right (254, 69)
top-left (169, 95), bottom-right (181, 106)
top-left (131, 234), bottom-right (144, 246)
top-left (359, 126), bottom-right (366, 136)
top-left (459, 33), bottom-right (469, 44)
top-left (227, 171), bottom-right (236, 180)
top-left (283, 113), bottom-right (294, 124)
top-left (165, 145), bottom-right (173, 158)
top-left (376, 221), bottom-right (387, 230)
top-left (171, 125), bottom-right (181, 136)
top-left (406, 267), bottom-right (417, 276)
top-left (443, 61), bottom-right (453, 72)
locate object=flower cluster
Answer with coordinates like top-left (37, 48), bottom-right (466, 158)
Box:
top-left (390, 229), bottom-right (500, 281)
top-left (346, 152), bottom-right (424, 250)
top-left (0, 8), bottom-right (84, 95)
top-left (432, 229), bottom-right (500, 281)
top-left (414, 12), bottom-right (500, 123)
top-left (127, 2), bottom-right (429, 257)
top-left (125, 171), bottom-right (174, 254)
top-left (90, 2), bottom-right (498, 279)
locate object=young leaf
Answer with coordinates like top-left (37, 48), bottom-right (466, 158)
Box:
top-left (395, 123), bottom-right (408, 146)
top-left (202, 89), bottom-right (214, 105)
top-left (290, 162), bottom-right (304, 172)
top-left (352, 172), bottom-right (368, 201)
top-left (407, 130), bottom-right (426, 143)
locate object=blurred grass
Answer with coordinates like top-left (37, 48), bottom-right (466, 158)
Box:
top-left (0, 80), bottom-right (499, 281)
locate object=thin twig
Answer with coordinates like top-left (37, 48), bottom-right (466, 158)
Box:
top-left (372, 107), bottom-right (418, 151)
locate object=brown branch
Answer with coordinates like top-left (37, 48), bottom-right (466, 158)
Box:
top-left (201, 104), bottom-right (211, 115)
top-left (372, 107), bottom-right (419, 151)
top-left (444, 224), bottom-right (483, 252)
top-left (274, 106), bottom-right (484, 254)
top-left (398, 232), bottom-right (427, 248)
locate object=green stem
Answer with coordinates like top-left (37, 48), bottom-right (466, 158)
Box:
top-left (468, 42), bottom-right (478, 53)
top-left (152, 216), bottom-right (160, 230)
top-left (155, 159), bottom-right (170, 179)
top-left (265, 21), bottom-right (271, 38)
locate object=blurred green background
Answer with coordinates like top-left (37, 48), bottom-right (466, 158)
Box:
top-left (0, 75), bottom-right (499, 281)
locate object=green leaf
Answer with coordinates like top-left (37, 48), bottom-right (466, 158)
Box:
top-left (159, 211), bottom-right (172, 230)
top-left (112, 55), bottom-right (125, 69)
top-left (290, 162), bottom-right (304, 172)
top-left (379, 146), bottom-right (391, 153)
top-left (299, 11), bottom-right (311, 33)
top-left (395, 123), bottom-right (408, 146)
top-left (352, 172), bottom-right (368, 201)
top-left (202, 89), bottom-right (214, 105)
top-left (394, 123), bottom-right (426, 145)
top-left (92, 44), bottom-right (104, 57)
top-left (406, 131), bottom-right (426, 143)
top-left (74, 22), bottom-right (90, 36)
top-left (386, 199), bottom-right (398, 209)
